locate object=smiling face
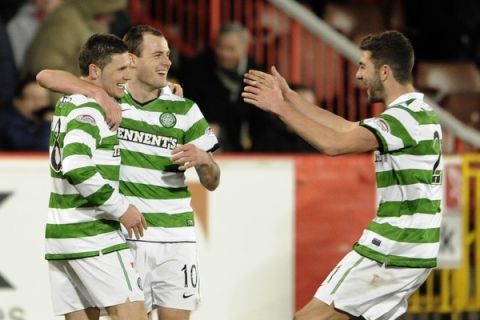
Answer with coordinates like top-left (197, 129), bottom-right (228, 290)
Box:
top-left (134, 34), bottom-right (171, 89)
top-left (355, 51), bottom-right (386, 104)
top-left (96, 52), bottom-right (132, 98)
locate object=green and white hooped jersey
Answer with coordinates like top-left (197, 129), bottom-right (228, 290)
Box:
top-left (46, 94), bottom-right (130, 260)
top-left (356, 92), bottom-right (443, 268)
top-left (118, 87), bottom-right (218, 242)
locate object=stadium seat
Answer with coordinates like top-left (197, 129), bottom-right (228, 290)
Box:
top-left (440, 92), bottom-right (480, 131)
top-left (415, 62), bottom-right (480, 101)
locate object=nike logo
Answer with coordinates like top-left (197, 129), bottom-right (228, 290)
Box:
top-left (182, 293), bottom-right (194, 299)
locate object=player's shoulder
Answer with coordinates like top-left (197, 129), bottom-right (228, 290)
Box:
top-left (59, 94), bottom-right (105, 118)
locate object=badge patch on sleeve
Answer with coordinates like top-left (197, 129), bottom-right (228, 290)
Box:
top-left (76, 114), bottom-right (96, 126)
top-left (205, 127), bottom-right (215, 136)
top-left (375, 118), bottom-right (390, 133)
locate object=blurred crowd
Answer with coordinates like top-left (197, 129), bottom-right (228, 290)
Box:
top-left (1, 0), bottom-right (479, 152)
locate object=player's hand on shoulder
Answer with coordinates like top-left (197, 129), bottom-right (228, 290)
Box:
top-left (120, 205), bottom-right (147, 239)
top-left (171, 144), bottom-right (208, 171)
top-left (93, 88), bottom-right (122, 131)
top-left (168, 82), bottom-right (184, 97)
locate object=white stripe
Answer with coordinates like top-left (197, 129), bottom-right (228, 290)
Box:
top-left (92, 149), bottom-right (120, 166)
top-left (378, 183), bottom-right (442, 202)
top-left (126, 196), bottom-right (192, 214)
top-left (385, 107), bottom-right (420, 142)
top-left (190, 133), bottom-right (219, 151)
top-left (126, 226), bottom-right (195, 242)
top-left (62, 154), bottom-right (94, 173)
top-left (73, 172), bottom-right (112, 197)
top-left (374, 212), bottom-right (442, 229)
top-left (120, 165), bottom-right (186, 188)
top-left (47, 207), bottom-right (98, 224)
top-left (376, 154), bottom-right (441, 172)
top-left (64, 128), bottom-right (97, 151)
top-left (52, 177), bottom-right (118, 195)
top-left (46, 230), bottom-right (126, 255)
top-left (418, 124), bottom-right (442, 141)
top-left (119, 139), bottom-right (173, 157)
top-left (357, 229), bottom-right (439, 260)
top-left (67, 106), bottom-right (111, 137)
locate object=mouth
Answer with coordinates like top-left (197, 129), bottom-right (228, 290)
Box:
top-left (117, 83), bottom-right (126, 90)
top-left (157, 71), bottom-right (168, 77)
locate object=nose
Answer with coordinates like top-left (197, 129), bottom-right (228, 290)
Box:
top-left (355, 69), bottom-right (362, 80)
top-left (162, 56), bottom-right (172, 68)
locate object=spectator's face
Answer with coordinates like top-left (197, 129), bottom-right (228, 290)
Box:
top-left (356, 51), bottom-right (385, 104)
top-left (14, 82), bottom-right (50, 114)
top-left (215, 32), bottom-right (247, 71)
top-left (135, 34), bottom-right (172, 89)
top-left (98, 52), bottom-right (132, 99)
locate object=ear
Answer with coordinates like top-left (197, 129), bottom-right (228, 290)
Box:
top-left (129, 53), bottom-right (137, 68)
top-left (380, 65), bottom-right (390, 81)
top-left (88, 64), bottom-right (100, 79)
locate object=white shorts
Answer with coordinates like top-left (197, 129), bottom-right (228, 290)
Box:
top-left (314, 250), bottom-right (431, 320)
top-left (48, 249), bottom-right (144, 316)
top-left (129, 241), bottom-right (199, 312)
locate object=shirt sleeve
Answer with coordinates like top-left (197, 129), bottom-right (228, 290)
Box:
top-left (61, 104), bottom-right (129, 219)
top-left (359, 107), bottom-right (420, 153)
top-left (183, 100), bottom-right (219, 152)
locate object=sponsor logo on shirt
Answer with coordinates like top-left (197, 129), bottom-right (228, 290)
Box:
top-left (117, 127), bottom-right (178, 150)
top-left (375, 118), bottom-right (390, 133)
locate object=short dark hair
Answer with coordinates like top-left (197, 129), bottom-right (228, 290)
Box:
top-left (78, 33), bottom-right (128, 76)
top-left (14, 75), bottom-right (38, 99)
top-left (123, 25), bottom-right (164, 57)
top-left (359, 30), bottom-right (414, 84)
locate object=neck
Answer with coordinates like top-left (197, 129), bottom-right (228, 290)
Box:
top-left (127, 79), bottom-right (161, 103)
top-left (384, 82), bottom-right (415, 105)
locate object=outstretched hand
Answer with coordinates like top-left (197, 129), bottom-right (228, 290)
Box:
top-left (242, 66), bottom-right (286, 114)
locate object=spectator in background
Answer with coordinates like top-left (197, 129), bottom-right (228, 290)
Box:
top-left (7, 0), bottom-right (63, 69)
top-left (0, 76), bottom-right (52, 151)
top-left (250, 83), bottom-right (317, 152)
top-left (0, 21), bottom-right (17, 111)
top-left (22, 0), bottom-right (126, 104)
top-left (180, 22), bottom-right (263, 152)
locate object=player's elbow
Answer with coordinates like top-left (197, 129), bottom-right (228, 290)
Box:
top-left (36, 70), bottom-right (54, 90)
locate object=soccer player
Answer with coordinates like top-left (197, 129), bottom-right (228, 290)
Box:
top-left (243, 30), bottom-right (443, 320)
top-left (38, 26), bottom-right (220, 320)
top-left (46, 33), bottom-right (148, 320)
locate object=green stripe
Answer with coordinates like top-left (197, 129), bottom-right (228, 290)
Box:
top-left (121, 118), bottom-right (184, 140)
top-left (144, 212), bottom-right (194, 228)
top-left (379, 114), bottom-right (416, 149)
top-left (45, 243), bottom-right (129, 260)
top-left (49, 193), bottom-right (89, 209)
top-left (390, 106), bottom-right (439, 125)
top-left (120, 149), bottom-right (180, 172)
top-left (391, 140), bottom-right (441, 156)
top-left (63, 142), bottom-right (93, 159)
top-left (45, 219), bottom-right (121, 238)
top-left (98, 164), bottom-right (119, 181)
top-left (101, 135), bottom-right (118, 146)
top-left (354, 244), bottom-right (436, 268)
top-left (120, 181), bottom-right (190, 199)
top-left (377, 199), bottom-right (441, 216)
top-left (121, 93), bottom-right (194, 114)
top-left (116, 251), bottom-right (132, 291)
top-left (184, 118), bottom-right (209, 143)
top-left (64, 166), bottom-right (97, 185)
top-left (365, 221), bottom-right (440, 243)
top-left (49, 184), bottom-right (114, 209)
top-left (54, 101), bottom-right (105, 117)
top-left (376, 169), bottom-right (440, 187)
top-left (331, 256), bottom-right (364, 294)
